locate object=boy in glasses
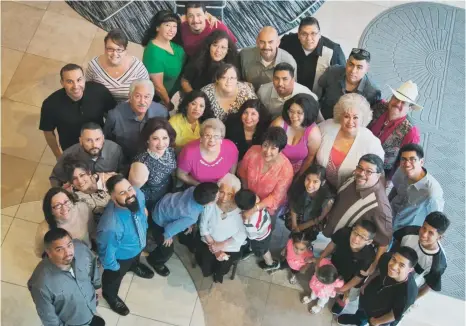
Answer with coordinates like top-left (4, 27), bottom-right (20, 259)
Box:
top-left (316, 219), bottom-right (377, 314)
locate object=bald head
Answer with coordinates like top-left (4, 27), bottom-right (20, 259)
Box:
top-left (256, 26), bottom-right (280, 62)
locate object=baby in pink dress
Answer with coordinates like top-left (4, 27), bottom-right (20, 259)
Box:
top-left (279, 232), bottom-right (314, 284)
top-left (302, 258), bottom-right (344, 314)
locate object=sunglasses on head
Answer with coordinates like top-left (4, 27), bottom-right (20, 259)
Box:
top-left (351, 48), bottom-right (371, 59)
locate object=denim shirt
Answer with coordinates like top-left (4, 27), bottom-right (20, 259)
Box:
top-left (28, 240), bottom-right (101, 326)
top-left (97, 187), bottom-right (148, 270)
top-left (153, 187), bottom-right (204, 239)
top-left (391, 168), bottom-right (445, 231)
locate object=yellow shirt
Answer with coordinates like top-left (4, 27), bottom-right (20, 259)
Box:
top-left (169, 113), bottom-right (200, 148)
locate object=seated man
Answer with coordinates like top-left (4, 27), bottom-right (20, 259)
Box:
top-left (323, 154), bottom-right (393, 276)
top-left (317, 220), bottom-right (376, 315)
top-left (181, 1), bottom-right (237, 57)
top-left (280, 16), bottom-right (345, 97)
top-left (50, 122), bottom-right (124, 187)
top-left (28, 228), bottom-right (105, 326)
top-left (393, 211), bottom-right (449, 301)
top-left (147, 182), bottom-right (219, 276)
top-left (40, 63), bottom-right (116, 157)
top-left (240, 26), bottom-right (297, 91)
top-left (338, 247), bottom-right (419, 326)
top-left (97, 174), bottom-right (154, 316)
top-left (389, 144), bottom-right (444, 232)
top-left (368, 81), bottom-right (421, 179)
top-left (104, 79), bottom-right (168, 161)
top-left (257, 62), bottom-right (318, 119)
top-left (318, 48), bottom-right (381, 120)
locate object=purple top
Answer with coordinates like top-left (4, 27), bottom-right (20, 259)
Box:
top-left (178, 139), bottom-right (239, 183)
top-left (281, 122), bottom-right (315, 173)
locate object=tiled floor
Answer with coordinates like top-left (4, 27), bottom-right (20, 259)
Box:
top-left (1, 1), bottom-right (464, 325)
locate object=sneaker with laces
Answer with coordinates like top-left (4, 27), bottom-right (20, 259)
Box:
top-left (260, 260), bottom-right (280, 271)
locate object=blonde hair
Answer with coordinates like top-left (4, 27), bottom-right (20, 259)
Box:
top-left (218, 173), bottom-right (241, 192)
top-left (200, 118), bottom-right (226, 138)
top-left (333, 93), bottom-right (372, 127)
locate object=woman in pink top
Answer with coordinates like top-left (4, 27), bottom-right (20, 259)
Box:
top-left (177, 118), bottom-right (238, 186)
top-left (279, 232), bottom-right (313, 284)
top-left (272, 94), bottom-right (322, 175)
top-left (238, 127), bottom-right (294, 219)
top-left (302, 258), bottom-right (344, 314)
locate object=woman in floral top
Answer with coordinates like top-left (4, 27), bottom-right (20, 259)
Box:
top-left (238, 127), bottom-right (294, 222)
top-left (201, 63), bottom-right (257, 122)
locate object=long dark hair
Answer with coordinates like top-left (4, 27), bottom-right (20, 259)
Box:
top-left (42, 187), bottom-right (77, 229)
top-left (142, 10), bottom-right (181, 47)
top-left (178, 90), bottom-right (215, 122)
top-left (237, 99), bottom-right (271, 132)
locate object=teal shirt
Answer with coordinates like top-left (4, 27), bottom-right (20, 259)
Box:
top-left (143, 41), bottom-right (185, 97)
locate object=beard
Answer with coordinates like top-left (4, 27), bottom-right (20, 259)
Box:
top-left (84, 146), bottom-right (102, 158)
top-left (118, 195), bottom-right (140, 213)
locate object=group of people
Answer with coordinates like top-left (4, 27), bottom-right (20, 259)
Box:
top-left (28, 3), bottom-right (449, 326)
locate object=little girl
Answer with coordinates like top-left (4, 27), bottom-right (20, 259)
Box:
top-left (278, 232), bottom-right (314, 284)
top-left (285, 165), bottom-right (335, 242)
top-left (302, 258), bottom-right (344, 314)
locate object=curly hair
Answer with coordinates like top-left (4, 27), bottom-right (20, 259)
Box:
top-left (177, 90), bottom-right (215, 122)
top-left (139, 117), bottom-right (177, 152)
top-left (282, 93), bottom-right (319, 127)
top-left (333, 93), bottom-right (373, 127)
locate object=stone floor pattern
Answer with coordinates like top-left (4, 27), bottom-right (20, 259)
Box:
top-left (1, 1), bottom-right (465, 326)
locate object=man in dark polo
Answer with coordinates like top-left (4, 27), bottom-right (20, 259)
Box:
top-left (49, 122), bottom-right (125, 187)
top-left (323, 154), bottom-right (393, 276)
top-left (318, 48), bottom-right (381, 119)
top-left (104, 79), bottom-right (168, 161)
top-left (280, 17), bottom-right (345, 98)
top-left (40, 63), bottom-right (116, 158)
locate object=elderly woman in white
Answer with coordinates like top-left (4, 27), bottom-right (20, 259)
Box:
top-left (316, 93), bottom-right (385, 189)
top-left (195, 173), bottom-right (247, 283)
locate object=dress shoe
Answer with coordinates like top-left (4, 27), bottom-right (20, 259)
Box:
top-left (130, 263), bottom-right (154, 279)
top-left (149, 263), bottom-right (170, 277)
top-left (104, 295), bottom-right (129, 316)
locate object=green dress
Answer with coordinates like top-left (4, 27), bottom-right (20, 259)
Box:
top-left (143, 40), bottom-right (185, 98)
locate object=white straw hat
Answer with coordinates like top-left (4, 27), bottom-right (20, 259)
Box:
top-left (388, 80), bottom-right (423, 111)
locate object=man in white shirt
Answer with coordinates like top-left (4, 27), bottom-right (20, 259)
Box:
top-left (257, 62), bottom-right (320, 120)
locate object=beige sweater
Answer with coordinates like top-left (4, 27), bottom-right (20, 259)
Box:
top-left (34, 202), bottom-right (94, 258)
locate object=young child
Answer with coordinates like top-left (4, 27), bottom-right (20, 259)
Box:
top-left (302, 258), bottom-right (344, 314)
top-left (235, 189), bottom-right (280, 271)
top-left (279, 232), bottom-right (314, 284)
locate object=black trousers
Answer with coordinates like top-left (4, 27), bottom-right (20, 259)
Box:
top-left (195, 239), bottom-right (241, 277)
top-left (147, 224), bottom-right (174, 267)
top-left (89, 314), bottom-right (106, 326)
top-left (102, 254), bottom-right (139, 301)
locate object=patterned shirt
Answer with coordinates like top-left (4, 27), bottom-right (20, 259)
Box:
top-left (201, 82), bottom-right (257, 122)
top-left (86, 56), bottom-right (149, 103)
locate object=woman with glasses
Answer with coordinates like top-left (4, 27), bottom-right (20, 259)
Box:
top-left (238, 127), bottom-right (294, 225)
top-left (169, 90), bottom-right (215, 150)
top-left (271, 93), bottom-right (322, 175)
top-left (177, 118), bottom-right (238, 186)
top-left (315, 93), bottom-right (384, 189)
top-left (142, 10), bottom-right (185, 109)
top-left (181, 30), bottom-right (239, 93)
top-left (63, 160), bottom-right (113, 223)
top-left (201, 63), bottom-right (257, 122)
top-left (34, 188), bottom-right (93, 258)
top-left (86, 29), bottom-right (149, 103)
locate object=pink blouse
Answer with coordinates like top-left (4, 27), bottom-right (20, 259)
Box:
top-left (285, 238), bottom-right (314, 271)
top-left (309, 258), bottom-right (344, 299)
top-left (237, 145), bottom-right (293, 215)
top-left (281, 122), bottom-right (316, 173)
top-left (178, 139), bottom-right (239, 183)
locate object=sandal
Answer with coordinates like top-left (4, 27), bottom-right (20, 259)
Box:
top-left (310, 305), bottom-right (322, 314)
top-left (301, 295), bottom-right (312, 304)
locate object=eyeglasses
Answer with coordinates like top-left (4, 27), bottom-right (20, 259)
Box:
top-left (299, 31), bottom-right (320, 38)
top-left (105, 48), bottom-right (125, 54)
top-left (355, 165), bottom-right (379, 177)
top-left (219, 76), bottom-right (237, 82)
top-left (351, 48), bottom-right (371, 59)
top-left (52, 200), bottom-right (72, 211)
top-left (400, 157), bottom-right (418, 164)
top-left (202, 134), bottom-right (222, 140)
top-left (351, 229), bottom-right (370, 241)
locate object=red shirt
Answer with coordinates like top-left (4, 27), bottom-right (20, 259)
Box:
top-left (181, 20), bottom-right (237, 56)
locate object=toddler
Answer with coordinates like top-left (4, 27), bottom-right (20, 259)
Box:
top-left (279, 232), bottom-right (314, 283)
top-left (302, 258), bottom-right (344, 314)
top-left (235, 189), bottom-right (280, 271)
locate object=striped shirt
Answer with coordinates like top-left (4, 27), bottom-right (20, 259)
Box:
top-left (244, 209), bottom-right (272, 241)
top-left (323, 176), bottom-right (393, 246)
top-left (86, 56), bottom-right (149, 103)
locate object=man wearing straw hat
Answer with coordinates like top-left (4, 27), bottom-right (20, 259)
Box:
top-left (368, 81), bottom-right (422, 179)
